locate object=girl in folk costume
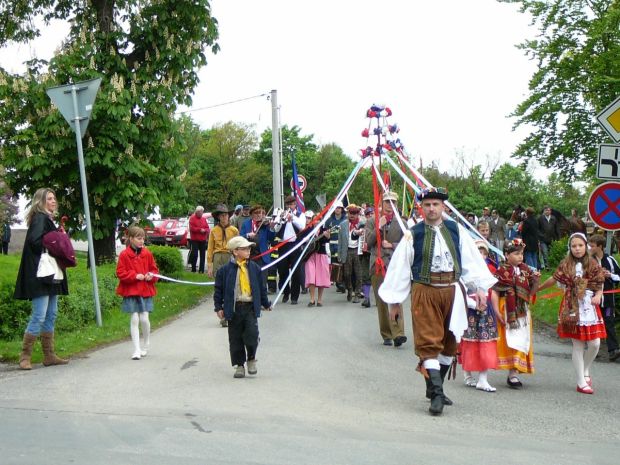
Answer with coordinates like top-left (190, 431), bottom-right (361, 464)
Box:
top-left (460, 241), bottom-right (499, 392)
top-left (537, 233), bottom-right (606, 394)
top-left (491, 238), bottom-right (540, 389)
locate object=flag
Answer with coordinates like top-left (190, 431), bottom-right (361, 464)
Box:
top-left (291, 153), bottom-right (305, 213)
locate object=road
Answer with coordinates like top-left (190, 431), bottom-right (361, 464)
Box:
top-left (0, 287), bottom-right (619, 465)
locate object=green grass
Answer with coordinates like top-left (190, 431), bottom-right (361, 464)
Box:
top-left (0, 252), bottom-right (212, 363)
top-left (530, 270), bottom-right (561, 326)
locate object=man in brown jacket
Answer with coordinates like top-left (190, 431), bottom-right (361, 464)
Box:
top-left (364, 191), bottom-right (407, 347)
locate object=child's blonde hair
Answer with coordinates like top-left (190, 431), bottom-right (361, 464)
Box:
top-left (127, 225), bottom-right (146, 239)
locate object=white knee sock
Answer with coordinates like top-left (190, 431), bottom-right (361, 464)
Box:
top-left (571, 339), bottom-right (586, 387)
top-left (130, 313), bottom-right (141, 356)
top-left (583, 338), bottom-right (600, 378)
top-left (437, 354), bottom-right (453, 366)
top-left (423, 358), bottom-right (440, 370)
top-left (139, 312), bottom-right (151, 354)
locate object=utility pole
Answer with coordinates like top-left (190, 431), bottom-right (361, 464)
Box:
top-left (271, 89), bottom-right (283, 209)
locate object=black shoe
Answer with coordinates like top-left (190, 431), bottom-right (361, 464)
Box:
top-left (290, 300), bottom-right (298, 305)
top-left (361, 298), bottom-right (371, 308)
top-left (351, 296), bottom-right (360, 304)
top-left (336, 287), bottom-right (346, 293)
top-left (383, 339), bottom-right (393, 346)
top-left (610, 349), bottom-right (620, 361)
top-left (283, 294), bottom-right (290, 303)
top-left (347, 290), bottom-right (352, 302)
top-left (393, 336), bottom-right (407, 347)
top-left (507, 376), bottom-right (523, 389)
top-left (307, 301), bottom-right (315, 307)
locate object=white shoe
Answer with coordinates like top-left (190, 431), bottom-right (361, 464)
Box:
top-left (131, 351), bottom-right (141, 360)
top-left (234, 365), bottom-right (245, 378)
top-left (247, 359), bottom-right (257, 375)
top-left (140, 344), bottom-right (149, 357)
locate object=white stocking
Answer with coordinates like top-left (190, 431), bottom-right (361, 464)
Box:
top-left (571, 339), bottom-right (587, 387)
top-left (130, 313), bottom-right (141, 357)
top-left (139, 312), bottom-right (151, 355)
top-left (583, 338), bottom-right (600, 378)
top-left (476, 370), bottom-right (496, 391)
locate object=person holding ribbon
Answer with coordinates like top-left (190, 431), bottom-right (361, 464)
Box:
top-left (365, 190), bottom-right (407, 347)
top-left (239, 205), bottom-right (276, 290)
top-left (116, 225), bottom-right (159, 360)
top-left (379, 187), bottom-right (496, 416)
top-left (537, 233), bottom-right (606, 394)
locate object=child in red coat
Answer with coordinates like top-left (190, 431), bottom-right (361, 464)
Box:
top-left (116, 225), bottom-right (159, 360)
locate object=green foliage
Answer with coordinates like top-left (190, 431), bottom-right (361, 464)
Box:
top-left (149, 245), bottom-right (184, 278)
top-left (498, 0), bottom-right (620, 179)
top-left (547, 237), bottom-right (569, 269)
top-left (0, 0), bottom-right (220, 262)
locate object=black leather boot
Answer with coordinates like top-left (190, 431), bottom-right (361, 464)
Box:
top-left (439, 363), bottom-right (454, 406)
top-left (427, 369), bottom-right (444, 416)
top-left (424, 365), bottom-right (452, 406)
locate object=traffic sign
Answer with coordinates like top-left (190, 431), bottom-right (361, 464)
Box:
top-left (597, 144), bottom-right (620, 180)
top-left (290, 174), bottom-right (307, 192)
top-left (588, 181), bottom-right (620, 230)
top-left (597, 95), bottom-right (620, 143)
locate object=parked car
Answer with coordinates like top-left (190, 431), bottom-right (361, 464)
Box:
top-left (147, 218), bottom-right (189, 247)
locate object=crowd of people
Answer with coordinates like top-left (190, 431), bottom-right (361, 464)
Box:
top-left (11, 187), bottom-right (619, 418)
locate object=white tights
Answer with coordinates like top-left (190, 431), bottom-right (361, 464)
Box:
top-left (130, 312), bottom-right (151, 356)
top-left (571, 338), bottom-right (600, 387)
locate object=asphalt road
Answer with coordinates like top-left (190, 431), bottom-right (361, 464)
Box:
top-left (1, 287), bottom-right (619, 465)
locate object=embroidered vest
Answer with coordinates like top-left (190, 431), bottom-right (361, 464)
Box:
top-left (411, 220), bottom-right (461, 284)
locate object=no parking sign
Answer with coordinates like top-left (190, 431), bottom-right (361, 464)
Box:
top-left (588, 181), bottom-right (620, 230)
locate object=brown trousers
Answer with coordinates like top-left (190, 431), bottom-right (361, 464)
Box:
top-left (371, 274), bottom-right (405, 340)
top-left (410, 283), bottom-right (457, 360)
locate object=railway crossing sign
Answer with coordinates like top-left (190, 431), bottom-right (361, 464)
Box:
top-left (588, 181), bottom-right (620, 230)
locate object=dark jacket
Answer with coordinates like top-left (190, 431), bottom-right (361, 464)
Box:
top-left (14, 212), bottom-right (69, 300)
top-left (239, 218), bottom-right (276, 264)
top-left (213, 258), bottom-right (270, 320)
top-left (599, 253), bottom-right (620, 309)
top-left (538, 214), bottom-right (559, 244)
top-left (521, 215), bottom-right (540, 253)
top-left (1, 223), bottom-right (10, 243)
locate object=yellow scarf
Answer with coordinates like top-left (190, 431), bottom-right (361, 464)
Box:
top-left (237, 259), bottom-right (251, 296)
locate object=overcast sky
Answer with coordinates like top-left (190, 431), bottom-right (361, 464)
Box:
top-left (1, 0), bottom-right (541, 222)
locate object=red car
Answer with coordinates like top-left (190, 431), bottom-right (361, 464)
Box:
top-left (147, 218), bottom-right (189, 247)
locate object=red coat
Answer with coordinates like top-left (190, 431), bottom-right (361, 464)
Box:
top-left (189, 213), bottom-right (210, 242)
top-left (116, 246), bottom-right (159, 297)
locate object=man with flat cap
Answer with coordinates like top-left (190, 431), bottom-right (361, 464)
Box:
top-left (379, 187), bottom-right (496, 416)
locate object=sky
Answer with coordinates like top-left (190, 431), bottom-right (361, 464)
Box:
top-left (1, 0), bottom-right (540, 221)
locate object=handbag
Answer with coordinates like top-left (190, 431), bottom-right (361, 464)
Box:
top-left (37, 251), bottom-right (64, 284)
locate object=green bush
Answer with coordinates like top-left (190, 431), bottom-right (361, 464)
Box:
top-left (547, 237), bottom-right (569, 269)
top-left (149, 245), bottom-right (184, 278)
top-left (0, 281), bottom-right (32, 339)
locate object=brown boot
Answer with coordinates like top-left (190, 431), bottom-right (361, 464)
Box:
top-left (19, 333), bottom-right (38, 370)
top-left (40, 332), bottom-right (69, 366)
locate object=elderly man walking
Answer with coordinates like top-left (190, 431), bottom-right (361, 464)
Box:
top-left (188, 206), bottom-right (210, 273)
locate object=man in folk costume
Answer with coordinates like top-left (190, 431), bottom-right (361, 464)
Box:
top-left (337, 204), bottom-right (365, 303)
top-left (379, 187), bottom-right (496, 416)
top-left (365, 190), bottom-right (407, 347)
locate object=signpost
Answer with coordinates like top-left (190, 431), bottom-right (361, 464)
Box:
top-left (597, 96), bottom-right (620, 143)
top-left (588, 181), bottom-right (620, 231)
top-left (290, 174), bottom-right (307, 193)
top-left (597, 144), bottom-right (620, 180)
top-left (46, 78), bottom-right (103, 327)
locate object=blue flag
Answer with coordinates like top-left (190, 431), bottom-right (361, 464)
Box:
top-left (291, 153), bottom-right (305, 213)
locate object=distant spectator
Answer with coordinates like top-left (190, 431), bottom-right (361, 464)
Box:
top-left (505, 220), bottom-right (519, 240)
top-left (1, 221), bottom-right (10, 254)
top-left (188, 206), bottom-right (210, 273)
top-left (521, 207), bottom-right (541, 270)
top-left (489, 209), bottom-right (506, 254)
top-left (570, 208), bottom-right (587, 235)
top-left (479, 207), bottom-right (492, 225)
top-left (230, 204), bottom-right (243, 229)
top-left (232, 204), bottom-right (251, 230)
top-left (538, 206), bottom-right (560, 269)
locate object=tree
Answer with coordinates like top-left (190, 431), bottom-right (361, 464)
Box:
top-left (0, 0), bottom-right (219, 262)
top-left (499, 0), bottom-right (620, 179)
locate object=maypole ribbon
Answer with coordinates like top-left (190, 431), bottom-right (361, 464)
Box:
top-left (153, 274), bottom-right (214, 286)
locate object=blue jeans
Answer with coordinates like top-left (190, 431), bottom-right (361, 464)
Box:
top-left (524, 251), bottom-right (539, 270)
top-left (26, 294), bottom-right (58, 335)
